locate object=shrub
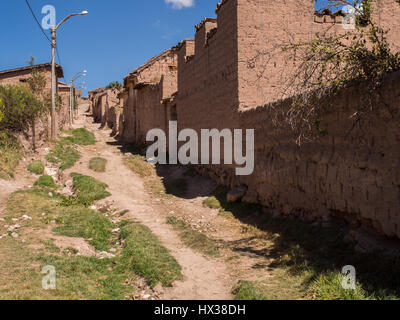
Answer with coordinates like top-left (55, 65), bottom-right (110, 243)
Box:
top-left (0, 85), bottom-right (45, 132)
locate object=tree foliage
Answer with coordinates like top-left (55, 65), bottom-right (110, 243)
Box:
top-left (0, 85), bottom-right (46, 132)
top-left (279, 0), bottom-right (400, 144)
top-left (106, 81), bottom-right (122, 90)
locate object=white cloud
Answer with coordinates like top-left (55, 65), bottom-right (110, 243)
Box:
top-left (165, 0), bottom-right (194, 9)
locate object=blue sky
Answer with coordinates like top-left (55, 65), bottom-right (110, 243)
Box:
top-left (0, 0), bottom-right (333, 96)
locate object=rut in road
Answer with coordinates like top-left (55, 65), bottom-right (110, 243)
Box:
top-left (69, 110), bottom-right (233, 300)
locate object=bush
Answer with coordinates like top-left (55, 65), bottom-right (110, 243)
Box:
top-left (27, 160), bottom-right (45, 175)
top-left (0, 131), bottom-right (22, 178)
top-left (0, 85), bottom-right (45, 132)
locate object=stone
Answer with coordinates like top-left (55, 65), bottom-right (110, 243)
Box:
top-left (112, 228), bottom-right (120, 233)
top-left (11, 232), bottom-right (19, 238)
top-left (21, 215), bottom-right (32, 221)
top-left (227, 186), bottom-right (248, 203)
top-left (65, 180), bottom-right (73, 188)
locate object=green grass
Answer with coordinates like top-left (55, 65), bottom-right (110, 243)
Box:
top-left (46, 128), bottom-right (95, 171)
top-left (123, 155), bottom-right (154, 177)
top-left (46, 144), bottom-right (80, 171)
top-left (70, 173), bottom-right (111, 206)
top-left (34, 175), bottom-right (56, 188)
top-left (89, 157), bottom-right (107, 173)
top-left (206, 185), bottom-right (400, 300)
top-left (0, 131), bottom-right (22, 179)
top-left (53, 207), bottom-right (113, 251)
top-left (60, 128), bottom-right (96, 146)
top-left (0, 184), bottom-right (183, 299)
top-left (167, 216), bottom-right (219, 257)
top-left (232, 281), bottom-right (268, 300)
top-left (27, 160), bottom-right (45, 175)
top-left (118, 221), bottom-right (183, 288)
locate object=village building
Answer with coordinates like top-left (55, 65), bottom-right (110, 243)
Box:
top-left (0, 62), bottom-right (71, 140)
top-left (92, 0), bottom-right (400, 240)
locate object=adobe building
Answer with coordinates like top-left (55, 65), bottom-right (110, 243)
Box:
top-left (121, 48), bottom-right (178, 144)
top-left (92, 0), bottom-right (400, 240)
top-left (0, 63), bottom-right (70, 138)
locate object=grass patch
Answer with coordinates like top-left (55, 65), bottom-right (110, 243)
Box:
top-left (34, 175), bottom-right (56, 188)
top-left (70, 173), bottom-right (111, 206)
top-left (123, 155), bottom-right (154, 177)
top-left (1, 186), bottom-right (182, 299)
top-left (54, 207), bottom-right (113, 251)
top-left (205, 185), bottom-right (400, 300)
top-left (60, 128), bottom-right (95, 146)
top-left (0, 131), bottom-right (22, 179)
top-left (232, 281), bottom-right (268, 300)
top-left (46, 144), bottom-right (80, 171)
top-left (118, 221), bottom-right (183, 288)
top-left (167, 216), bottom-right (219, 257)
top-left (89, 157), bottom-right (107, 173)
top-left (27, 160), bottom-right (44, 175)
top-left (46, 128), bottom-right (95, 171)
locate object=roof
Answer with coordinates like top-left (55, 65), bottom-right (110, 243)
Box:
top-left (88, 87), bottom-right (106, 94)
top-left (0, 63), bottom-right (64, 79)
top-left (124, 48), bottom-right (176, 81)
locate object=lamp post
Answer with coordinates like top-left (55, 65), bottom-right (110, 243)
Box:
top-left (69, 71), bottom-right (87, 127)
top-left (50, 10), bottom-right (88, 139)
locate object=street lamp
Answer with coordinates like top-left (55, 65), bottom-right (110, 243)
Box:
top-left (50, 10), bottom-right (88, 139)
top-left (69, 70), bottom-right (87, 127)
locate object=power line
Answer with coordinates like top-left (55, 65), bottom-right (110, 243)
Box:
top-left (25, 0), bottom-right (51, 43)
top-left (25, 0), bottom-right (66, 81)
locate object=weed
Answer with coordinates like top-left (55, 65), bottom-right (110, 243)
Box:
top-left (60, 128), bottom-right (95, 146)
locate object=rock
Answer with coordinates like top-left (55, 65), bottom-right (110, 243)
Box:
top-left (142, 294), bottom-right (151, 300)
top-left (12, 218), bottom-right (19, 222)
top-left (21, 215), bottom-right (32, 221)
top-left (0, 218), bottom-right (5, 222)
top-left (227, 186), bottom-right (248, 203)
top-left (65, 180), bottom-right (73, 188)
top-left (96, 251), bottom-right (116, 259)
top-left (110, 248), bottom-right (117, 253)
top-left (112, 228), bottom-right (120, 234)
top-left (59, 187), bottom-right (73, 197)
top-left (48, 192), bottom-right (53, 198)
top-left (11, 232), bottom-right (19, 238)
top-left (7, 224), bottom-right (21, 232)
top-left (89, 205), bottom-right (97, 211)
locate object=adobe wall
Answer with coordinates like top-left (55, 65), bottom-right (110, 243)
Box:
top-left (121, 49), bottom-right (178, 144)
top-left (0, 68), bottom-right (70, 146)
top-left (236, 0), bottom-right (400, 110)
top-left (197, 71), bottom-right (400, 239)
top-left (176, 1), bottom-right (240, 139)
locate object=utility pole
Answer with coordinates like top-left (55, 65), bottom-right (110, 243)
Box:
top-left (51, 27), bottom-right (57, 140)
top-left (50, 10), bottom-right (88, 138)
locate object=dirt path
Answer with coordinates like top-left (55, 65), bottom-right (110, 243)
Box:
top-left (67, 107), bottom-right (233, 300)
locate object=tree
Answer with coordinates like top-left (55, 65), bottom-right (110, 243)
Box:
top-left (279, 0), bottom-right (400, 144)
top-left (107, 81), bottom-right (122, 90)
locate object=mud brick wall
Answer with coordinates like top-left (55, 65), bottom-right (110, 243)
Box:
top-left (121, 49), bottom-right (178, 144)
